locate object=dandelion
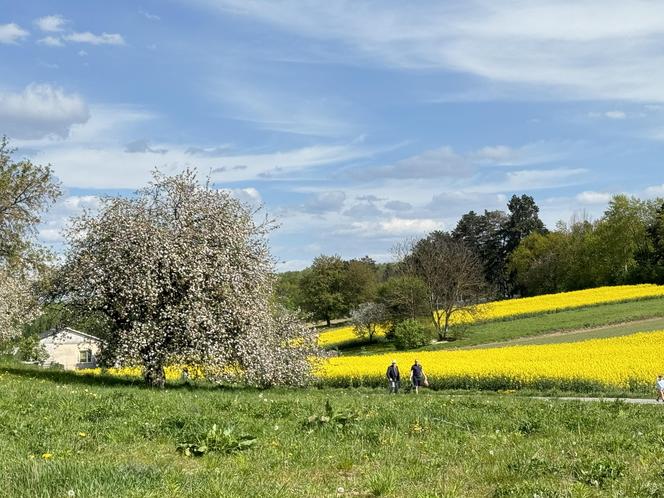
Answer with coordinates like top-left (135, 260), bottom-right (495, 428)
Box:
top-left (337, 487), bottom-right (345, 494)
top-left (78, 432), bottom-right (87, 437)
top-left (41, 453), bottom-right (53, 460)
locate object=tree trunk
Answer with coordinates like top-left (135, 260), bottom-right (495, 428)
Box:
top-left (144, 360), bottom-right (165, 388)
top-left (326, 317), bottom-right (331, 327)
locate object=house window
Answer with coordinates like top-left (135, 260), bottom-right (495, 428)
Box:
top-left (79, 350), bottom-right (93, 363)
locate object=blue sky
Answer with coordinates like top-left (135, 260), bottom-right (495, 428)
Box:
top-left (2, 1), bottom-right (664, 270)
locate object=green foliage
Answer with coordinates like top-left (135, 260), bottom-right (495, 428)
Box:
top-left (15, 335), bottom-right (47, 363)
top-left (176, 425), bottom-right (257, 457)
top-left (393, 319), bottom-right (429, 350)
top-left (298, 255), bottom-right (379, 325)
top-left (305, 399), bottom-right (361, 429)
top-left (376, 275), bottom-right (428, 324)
top-left (0, 136), bottom-right (61, 263)
top-left (299, 255), bottom-right (349, 325)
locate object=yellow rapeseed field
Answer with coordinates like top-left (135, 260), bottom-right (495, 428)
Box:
top-left (320, 329), bottom-right (664, 391)
top-left (317, 284), bottom-right (664, 347)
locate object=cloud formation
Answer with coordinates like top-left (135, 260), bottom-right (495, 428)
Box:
top-left (35, 15), bottom-right (67, 32)
top-left (191, 0), bottom-right (664, 101)
top-left (64, 32), bottom-right (125, 45)
top-left (0, 23), bottom-right (29, 44)
top-left (0, 84), bottom-right (90, 139)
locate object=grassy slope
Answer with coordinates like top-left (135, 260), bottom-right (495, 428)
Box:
top-left (3, 365), bottom-right (664, 497)
top-left (339, 297), bottom-right (664, 355)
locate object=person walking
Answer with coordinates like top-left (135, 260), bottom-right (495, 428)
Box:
top-left (410, 359), bottom-right (428, 394)
top-left (386, 360), bottom-right (400, 394)
top-left (656, 375), bottom-right (664, 402)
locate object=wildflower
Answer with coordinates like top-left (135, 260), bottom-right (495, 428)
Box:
top-left (337, 487), bottom-right (345, 494)
top-left (41, 453), bottom-right (53, 460)
top-left (78, 432), bottom-right (88, 437)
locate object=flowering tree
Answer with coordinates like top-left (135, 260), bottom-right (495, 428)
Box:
top-left (61, 170), bottom-right (322, 387)
top-left (0, 137), bottom-right (61, 343)
top-left (0, 268), bottom-right (40, 343)
top-left (350, 302), bottom-right (388, 342)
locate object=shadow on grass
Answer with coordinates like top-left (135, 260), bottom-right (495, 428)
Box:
top-left (0, 363), bottom-right (234, 391)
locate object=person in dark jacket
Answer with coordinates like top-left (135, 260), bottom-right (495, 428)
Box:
top-left (386, 360), bottom-right (400, 394)
top-left (410, 359), bottom-right (428, 394)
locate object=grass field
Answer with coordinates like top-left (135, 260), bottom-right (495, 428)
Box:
top-left (337, 296), bottom-right (664, 355)
top-left (3, 364), bottom-right (664, 497)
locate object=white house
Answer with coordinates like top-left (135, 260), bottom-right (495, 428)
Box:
top-left (38, 328), bottom-right (103, 370)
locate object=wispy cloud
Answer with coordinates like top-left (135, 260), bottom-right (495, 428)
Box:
top-left (189, 0), bottom-right (664, 102)
top-left (213, 80), bottom-right (355, 137)
top-left (64, 31), bottom-right (125, 46)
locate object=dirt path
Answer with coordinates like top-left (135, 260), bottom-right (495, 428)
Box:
top-left (459, 316), bottom-right (664, 350)
top-left (532, 396), bottom-right (659, 405)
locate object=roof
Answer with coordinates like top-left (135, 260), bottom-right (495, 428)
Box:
top-left (38, 327), bottom-right (103, 343)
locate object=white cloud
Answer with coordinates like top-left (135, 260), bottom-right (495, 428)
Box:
top-left (341, 217), bottom-right (441, 237)
top-left (35, 15), bottom-right (67, 32)
top-left (505, 168), bottom-right (588, 190)
top-left (604, 111), bottom-right (626, 119)
top-left (576, 191), bottom-right (612, 204)
top-left (139, 10), bottom-right (161, 21)
top-left (0, 23), bottom-right (29, 44)
top-left (64, 32), bottom-right (125, 46)
top-left (0, 83), bottom-right (90, 139)
top-left (646, 184), bottom-right (664, 196)
top-left (189, 0), bottom-right (664, 102)
top-left (303, 191), bottom-right (346, 213)
top-left (38, 36), bottom-right (64, 47)
top-left (224, 187), bottom-right (262, 206)
top-left (471, 142), bottom-right (563, 166)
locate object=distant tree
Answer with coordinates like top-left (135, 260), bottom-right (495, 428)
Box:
top-left (60, 170), bottom-right (321, 387)
top-left (405, 232), bottom-right (487, 341)
top-left (342, 256), bottom-right (378, 309)
top-left (274, 271), bottom-right (305, 311)
top-left (593, 195), bottom-right (656, 284)
top-left (350, 302), bottom-right (388, 342)
top-left (453, 209), bottom-right (508, 295)
top-left (376, 276), bottom-right (429, 323)
top-left (299, 255), bottom-right (348, 326)
top-left (635, 201), bottom-right (664, 283)
top-left (509, 231), bottom-right (566, 296)
top-left (504, 194), bottom-right (547, 254)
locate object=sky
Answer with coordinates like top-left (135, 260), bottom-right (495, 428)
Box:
top-left (2, 0), bottom-right (664, 271)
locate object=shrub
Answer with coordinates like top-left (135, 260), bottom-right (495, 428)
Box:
top-left (393, 319), bottom-right (428, 350)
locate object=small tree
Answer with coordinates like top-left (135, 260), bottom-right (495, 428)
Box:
top-left (350, 302), bottom-right (388, 342)
top-left (405, 232), bottom-right (487, 341)
top-left (393, 319), bottom-right (428, 350)
top-left (60, 170), bottom-right (321, 387)
top-left (299, 255), bottom-right (348, 326)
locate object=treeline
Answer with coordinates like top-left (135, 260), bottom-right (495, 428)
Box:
top-left (277, 193), bottom-right (664, 330)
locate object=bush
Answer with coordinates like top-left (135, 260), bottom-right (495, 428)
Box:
top-left (393, 319), bottom-right (428, 350)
